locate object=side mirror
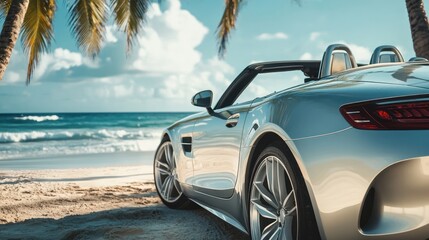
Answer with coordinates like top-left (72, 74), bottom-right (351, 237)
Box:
top-left (191, 90), bottom-right (214, 114)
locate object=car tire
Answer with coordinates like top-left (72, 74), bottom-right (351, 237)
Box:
top-left (249, 143), bottom-right (320, 240)
top-left (154, 141), bottom-right (193, 209)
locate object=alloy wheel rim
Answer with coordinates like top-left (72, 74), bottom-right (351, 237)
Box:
top-left (250, 155), bottom-right (298, 240)
top-left (155, 142), bottom-right (182, 203)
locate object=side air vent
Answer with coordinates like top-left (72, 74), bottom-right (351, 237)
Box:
top-left (181, 137), bottom-right (192, 153)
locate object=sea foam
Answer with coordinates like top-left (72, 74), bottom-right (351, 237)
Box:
top-left (0, 112), bottom-right (189, 161)
top-left (14, 115), bottom-right (60, 122)
top-left (0, 138), bottom-right (160, 160)
top-left (0, 129), bottom-right (162, 143)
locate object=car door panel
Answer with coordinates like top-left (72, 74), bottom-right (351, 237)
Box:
top-left (191, 104), bottom-right (251, 198)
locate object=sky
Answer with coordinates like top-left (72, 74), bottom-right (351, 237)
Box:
top-left (0, 0), bottom-right (427, 113)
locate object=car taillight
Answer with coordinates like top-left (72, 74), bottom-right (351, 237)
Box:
top-left (340, 96), bottom-right (429, 130)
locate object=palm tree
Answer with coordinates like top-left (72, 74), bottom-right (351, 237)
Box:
top-left (0, 0), bottom-right (149, 84)
top-left (217, 0), bottom-right (429, 60)
top-left (406, 0), bottom-right (429, 59)
top-left (0, 0), bottom-right (29, 83)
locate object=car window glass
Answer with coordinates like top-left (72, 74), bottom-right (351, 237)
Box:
top-left (233, 70), bottom-right (305, 105)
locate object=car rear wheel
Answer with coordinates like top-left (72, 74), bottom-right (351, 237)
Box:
top-left (154, 141), bottom-right (191, 209)
top-left (249, 144), bottom-right (319, 240)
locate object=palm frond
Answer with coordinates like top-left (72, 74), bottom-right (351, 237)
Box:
top-left (0, 0), bottom-right (12, 19)
top-left (111, 0), bottom-right (149, 52)
top-left (68, 0), bottom-right (108, 57)
top-left (217, 0), bottom-right (301, 57)
top-left (21, 0), bottom-right (55, 84)
top-left (216, 0), bottom-right (242, 58)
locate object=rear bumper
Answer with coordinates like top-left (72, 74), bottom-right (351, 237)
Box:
top-left (290, 128), bottom-right (429, 239)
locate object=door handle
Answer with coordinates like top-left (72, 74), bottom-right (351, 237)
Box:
top-left (225, 113), bottom-right (240, 128)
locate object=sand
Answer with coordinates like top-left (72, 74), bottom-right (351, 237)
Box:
top-left (0, 166), bottom-right (248, 239)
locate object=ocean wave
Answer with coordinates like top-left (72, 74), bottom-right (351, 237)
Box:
top-left (0, 139), bottom-right (159, 160)
top-left (14, 115), bottom-right (60, 122)
top-left (0, 129), bottom-right (162, 143)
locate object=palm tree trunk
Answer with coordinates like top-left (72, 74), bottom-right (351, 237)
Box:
top-left (0, 0), bottom-right (29, 81)
top-left (406, 0), bottom-right (429, 59)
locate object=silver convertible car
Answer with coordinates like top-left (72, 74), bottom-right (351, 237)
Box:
top-left (153, 44), bottom-right (429, 239)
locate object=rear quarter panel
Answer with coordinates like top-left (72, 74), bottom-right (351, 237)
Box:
top-left (238, 75), bottom-right (429, 238)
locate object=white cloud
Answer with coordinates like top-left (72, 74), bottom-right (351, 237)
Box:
top-left (82, 57), bottom-right (100, 69)
top-left (206, 57), bottom-right (234, 75)
top-left (105, 25), bottom-right (118, 44)
top-left (0, 48), bottom-right (27, 85)
top-left (93, 81), bottom-right (136, 99)
top-left (159, 72), bottom-right (213, 99)
top-left (1, 0), bottom-right (234, 112)
top-left (137, 86), bottom-right (155, 97)
top-left (300, 52), bottom-right (313, 60)
top-left (339, 42), bottom-right (372, 63)
top-left (93, 76), bottom-right (118, 84)
top-left (315, 41), bottom-right (371, 63)
top-left (131, 0), bottom-right (208, 73)
top-left (3, 71), bottom-right (20, 84)
top-left (50, 48), bottom-right (83, 71)
top-left (256, 32), bottom-right (288, 41)
top-left (34, 48), bottom-right (98, 80)
top-left (310, 32), bottom-right (321, 41)
top-left (89, 76), bottom-right (157, 100)
top-left (113, 85), bottom-right (133, 98)
top-left (158, 57), bottom-right (234, 101)
top-left (95, 87), bottom-right (111, 98)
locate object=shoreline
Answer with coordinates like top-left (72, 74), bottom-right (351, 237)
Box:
top-left (0, 165), bottom-right (154, 187)
top-left (0, 151), bottom-right (156, 170)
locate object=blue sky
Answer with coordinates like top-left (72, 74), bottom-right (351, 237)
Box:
top-left (0, 0), bottom-right (427, 113)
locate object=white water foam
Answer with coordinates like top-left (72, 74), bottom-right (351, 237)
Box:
top-left (0, 129), bottom-right (163, 143)
top-left (0, 139), bottom-right (160, 160)
top-left (0, 128), bottom-right (163, 160)
top-left (14, 115), bottom-right (60, 122)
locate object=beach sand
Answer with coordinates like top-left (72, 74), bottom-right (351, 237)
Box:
top-left (0, 154), bottom-right (248, 239)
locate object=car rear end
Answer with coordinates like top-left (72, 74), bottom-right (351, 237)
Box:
top-left (283, 63), bottom-right (429, 239)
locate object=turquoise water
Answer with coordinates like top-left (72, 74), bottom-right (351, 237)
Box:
top-left (0, 112), bottom-right (193, 161)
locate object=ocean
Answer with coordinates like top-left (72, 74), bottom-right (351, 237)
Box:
top-left (0, 112), bottom-right (193, 168)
